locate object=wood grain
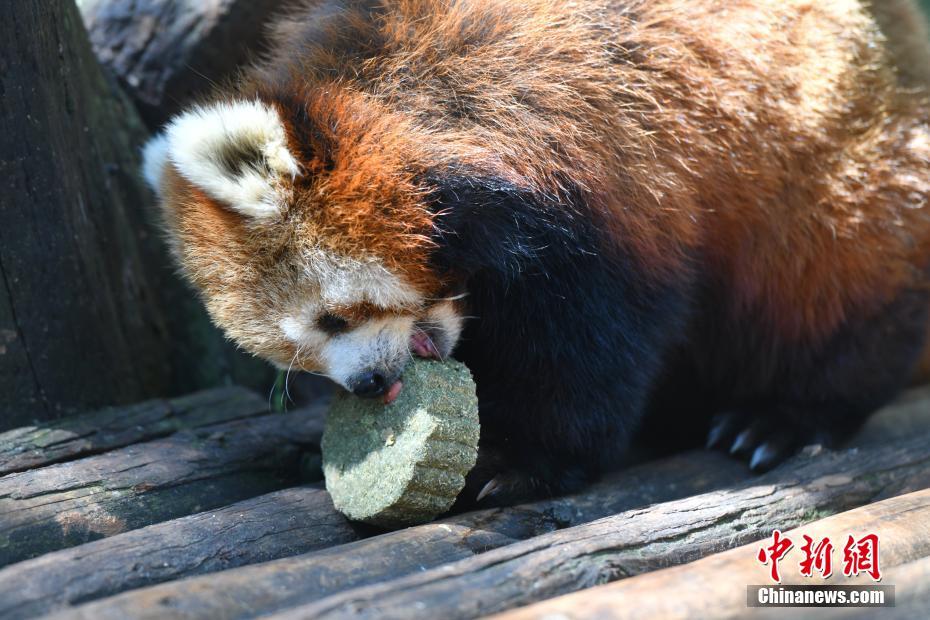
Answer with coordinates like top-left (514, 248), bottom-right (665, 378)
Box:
top-left (0, 403), bottom-right (324, 568)
top-left (0, 485), bottom-right (357, 619)
top-left (258, 437), bottom-right (930, 620)
top-left (0, 387), bottom-right (266, 475)
top-left (42, 451), bottom-right (749, 620)
top-left (492, 489), bottom-right (930, 620)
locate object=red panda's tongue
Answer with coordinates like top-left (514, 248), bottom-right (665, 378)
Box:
top-left (410, 330), bottom-right (440, 359)
top-left (383, 380), bottom-right (403, 405)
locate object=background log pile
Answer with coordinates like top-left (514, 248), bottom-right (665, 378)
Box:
top-left (0, 386), bottom-right (925, 619)
top-left (1, 1), bottom-right (929, 619)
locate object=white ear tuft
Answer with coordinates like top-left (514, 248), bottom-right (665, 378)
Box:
top-left (164, 100), bottom-right (300, 218)
top-left (142, 132), bottom-right (170, 195)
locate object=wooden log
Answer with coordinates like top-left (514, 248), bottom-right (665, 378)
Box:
top-left (0, 485), bottom-right (359, 620)
top-left (79, 0), bottom-right (283, 127)
top-left (492, 488), bottom-right (930, 620)
top-left (0, 404), bottom-right (324, 568)
top-left (0, 0), bottom-right (166, 426)
top-left (0, 1), bottom-right (272, 429)
top-left (44, 451), bottom-right (750, 620)
top-left (0, 386), bottom-right (266, 475)
top-left (834, 555), bottom-right (930, 619)
top-left (246, 435), bottom-right (930, 620)
top-left (35, 389), bottom-right (930, 619)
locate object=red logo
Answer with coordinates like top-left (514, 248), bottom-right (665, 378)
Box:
top-left (757, 529), bottom-right (794, 583)
top-left (757, 530), bottom-right (881, 582)
top-left (799, 535), bottom-right (833, 578)
top-left (842, 534), bottom-right (881, 581)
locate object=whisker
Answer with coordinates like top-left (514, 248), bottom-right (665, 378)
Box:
top-left (284, 346), bottom-right (303, 412)
top-left (424, 292), bottom-right (470, 302)
top-left (268, 377), bottom-right (279, 413)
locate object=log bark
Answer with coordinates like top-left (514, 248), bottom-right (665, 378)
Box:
top-left (0, 485), bottom-right (359, 620)
top-left (0, 0), bottom-right (272, 430)
top-left (0, 403), bottom-right (324, 567)
top-left (39, 388), bottom-right (930, 620)
top-left (79, 0), bottom-right (284, 127)
top-left (12, 395), bottom-right (928, 619)
top-left (0, 386), bottom-right (266, 475)
top-left (493, 488), bottom-right (930, 620)
top-left (245, 435), bottom-right (930, 620)
top-left (836, 555), bottom-right (930, 619)
top-left (41, 451), bottom-right (750, 620)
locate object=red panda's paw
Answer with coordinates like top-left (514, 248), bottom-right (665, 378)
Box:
top-left (453, 446), bottom-right (590, 509)
top-left (706, 409), bottom-right (836, 473)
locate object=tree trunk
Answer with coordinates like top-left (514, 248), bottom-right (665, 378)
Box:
top-left (0, 0), bottom-right (271, 430)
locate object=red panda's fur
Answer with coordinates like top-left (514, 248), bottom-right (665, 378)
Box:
top-left (234, 0), bottom-right (930, 342)
top-left (150, 0), bottom-right (930, 500)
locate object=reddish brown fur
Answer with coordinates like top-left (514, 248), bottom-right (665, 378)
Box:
top-left (247, 0), bottom-right (930, 337)
top-left (161, 0), bottom-right (930, 372)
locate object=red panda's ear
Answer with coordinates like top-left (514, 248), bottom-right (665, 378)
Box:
top-left (145, 100), bottom-right (300, 219)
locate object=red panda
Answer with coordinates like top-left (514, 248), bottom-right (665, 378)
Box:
top-left (144, 0), bottom-right (930, 504)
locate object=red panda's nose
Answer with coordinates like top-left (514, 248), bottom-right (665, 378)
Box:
top-left (350, 370), bottom-right (389, 398)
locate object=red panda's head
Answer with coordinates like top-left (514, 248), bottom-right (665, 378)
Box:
top-left (143, 95), bottom-right (468, 398)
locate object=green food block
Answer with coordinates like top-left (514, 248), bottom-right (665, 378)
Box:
top-left (321, 359), bottom-right (480, 527)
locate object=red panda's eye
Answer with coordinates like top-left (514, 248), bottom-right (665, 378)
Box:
top-left (316, 312), bottom-right (350, 335)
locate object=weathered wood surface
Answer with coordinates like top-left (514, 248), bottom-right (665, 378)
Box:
top-left (249, 435), bottom-right (930, 620)
top-left (0, 386), bottom-right (265, 475)
top-left (79, 0), bottom-right (283, 127)
top-left (0, 1), bottom-right (273, 429)
top-left (43, 451), bottom-right (749, 620)
top-left (0, 485), bottom-right (358, 620)
top-left (836, 555), bottom-right (930, 619)
top-left (493, 489), bottom-right (930, 620)
top-left (0, 0), bottom-right (171, 427)
top-left (6, 389), bottom-right (928, 619)
top-left (0, 404), bottom-right (324, 568)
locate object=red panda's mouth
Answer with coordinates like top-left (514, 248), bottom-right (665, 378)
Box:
top-left (381, 329), bottom-right (441, 405)
top-left (410, 329), bottom-right (441, 359)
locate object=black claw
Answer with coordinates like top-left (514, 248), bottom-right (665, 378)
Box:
top-left (706, 412), bottom-right (739, 450)
top-left (729, 428), bottom-right (756, 455)
top-left (476, 477), bottom-right (502, 503)
top-left (707, 408), bottom-right (813, 472)
top-left (749, 442), bottom-right (780, 471)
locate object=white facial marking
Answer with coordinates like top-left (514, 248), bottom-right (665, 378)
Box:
top-left (322, 316), bottom-right (414, 388)
top-left (164, 100), bottom-right (299, 218)
top-left (279, 316), bottom-right (312, 344)
top-left (303, 249), bottom-right (422, 309)
top-left (276, 257), bottom-right (466, 387)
